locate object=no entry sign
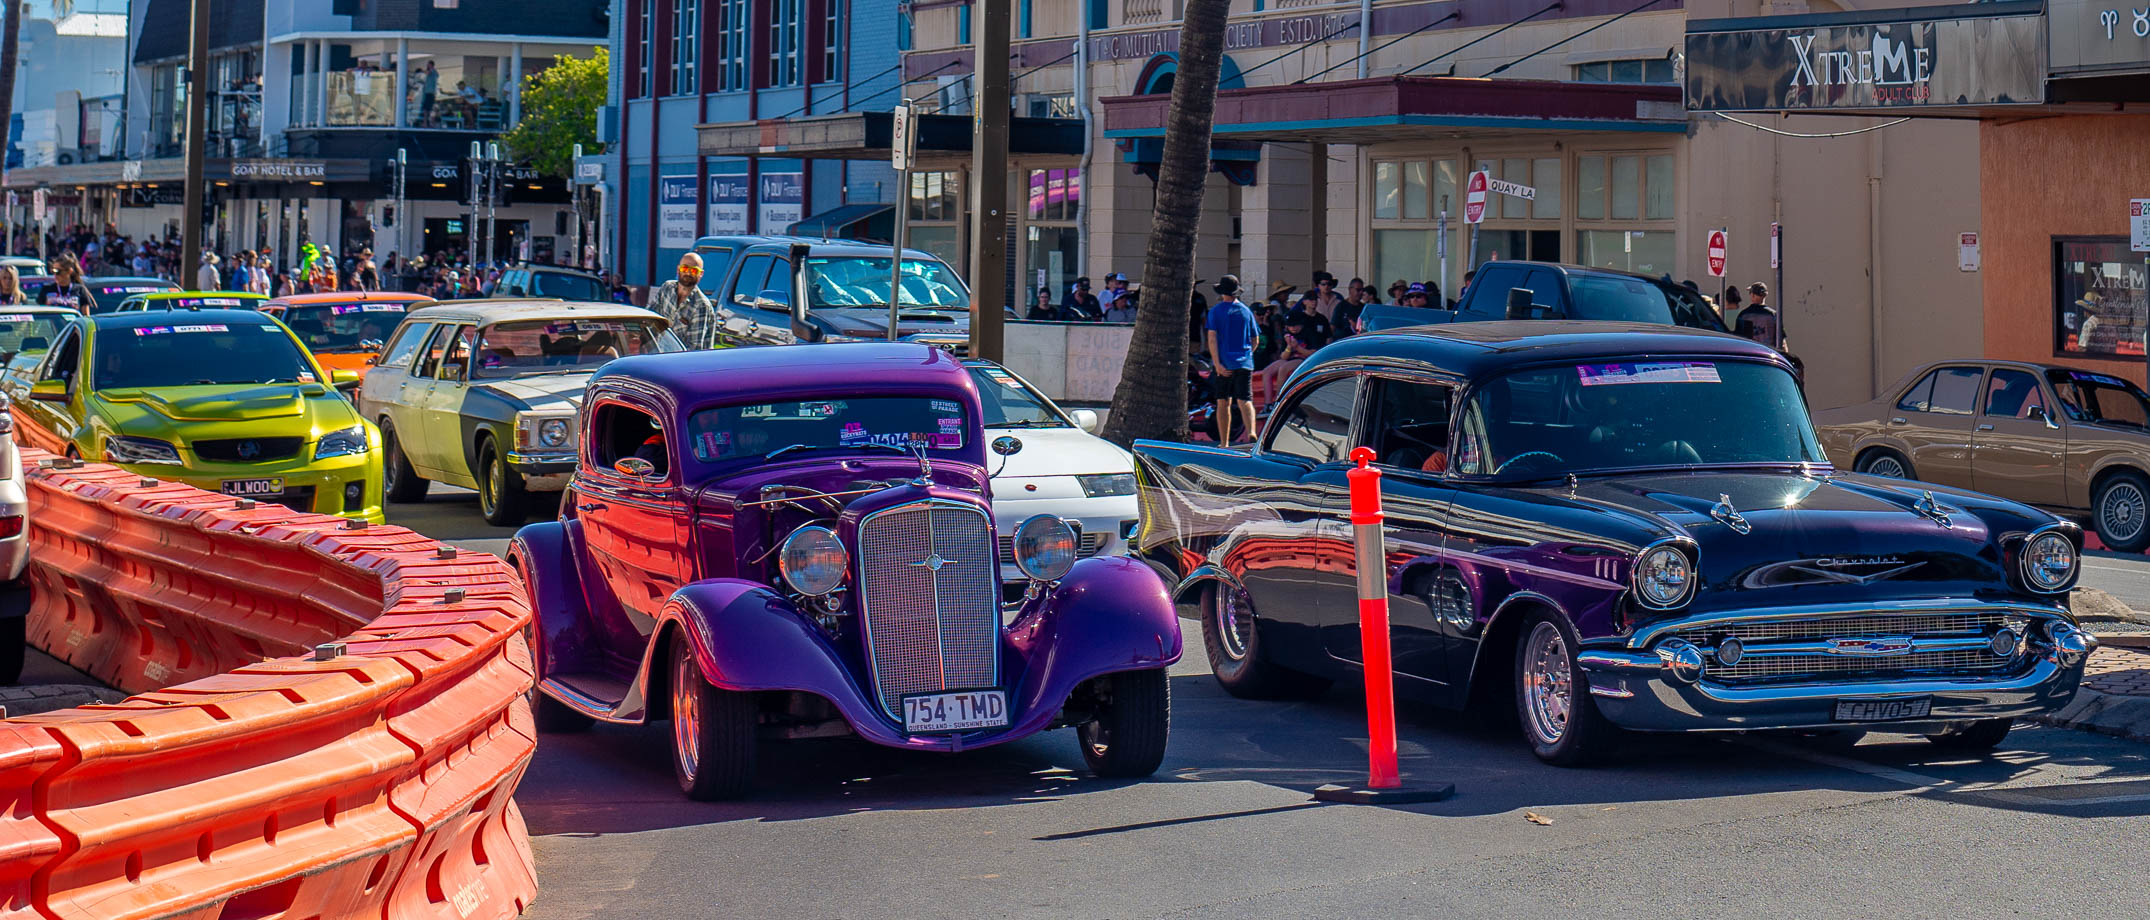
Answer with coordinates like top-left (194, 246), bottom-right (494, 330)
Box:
top-left (1706, 229), bottom-right (1728, 278)
top-left (1464, 171), bottom-right (1489, 225)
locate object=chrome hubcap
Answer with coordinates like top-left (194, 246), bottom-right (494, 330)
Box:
top-left (1216, 590), bottom-right (1254, 661)
top-left (482, 451), bottom-right (501, 513)
top-left (1867, 457), bottom-right (1905, 478)
top-left (672, 650), bottom-right (699, 782)
top-left (1523, 622), bottom-right (1573, 745)
top-left (2103, 483), bottom-right (2146, 542)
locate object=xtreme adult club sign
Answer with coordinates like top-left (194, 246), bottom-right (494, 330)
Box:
top-left (1684, 8), bottom-right (2045, 111)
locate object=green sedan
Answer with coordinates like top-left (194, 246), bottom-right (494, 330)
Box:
top-left (4, 309), bottom-right (386, 522)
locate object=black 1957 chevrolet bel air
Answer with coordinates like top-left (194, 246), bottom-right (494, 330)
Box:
top-left (1133, 322), bottom-right (2097, 764)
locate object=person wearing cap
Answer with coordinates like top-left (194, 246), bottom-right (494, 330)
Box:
top-left (1061, 276), bottom-right (1101, 321)
top-left (1205, 275), bottom-right (1258, 448)
top-left (1099, 272), bottom-right (1131, 312)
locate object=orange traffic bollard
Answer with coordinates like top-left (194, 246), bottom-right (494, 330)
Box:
top-left (1313, 447), bottom-right (1456, 805)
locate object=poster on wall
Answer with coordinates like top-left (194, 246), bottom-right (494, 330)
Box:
top-left (708, 175), bottom-right (750, 235)
top-left (758, 172), bottom-right (804, 234)
top-left (658, 174), bottom-right (698, 248)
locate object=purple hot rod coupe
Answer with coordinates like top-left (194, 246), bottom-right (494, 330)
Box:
top-left (510, 343), bottom-right (1181, 799)
top-left (1135, 322), bottom-right (2098, 764)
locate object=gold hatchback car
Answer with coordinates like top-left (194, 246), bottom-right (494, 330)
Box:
top-left (1815, 360), bottom-right (2150, 550)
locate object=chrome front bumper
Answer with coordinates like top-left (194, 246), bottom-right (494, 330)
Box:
top-left (1576, 601), bottom-right (2096, 732)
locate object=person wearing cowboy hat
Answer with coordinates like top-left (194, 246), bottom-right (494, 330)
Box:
top-left (196, 250), bottom-right (222, 291)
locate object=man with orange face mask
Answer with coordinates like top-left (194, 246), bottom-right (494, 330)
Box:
top-left (648, 252), bottom-right (717, 349)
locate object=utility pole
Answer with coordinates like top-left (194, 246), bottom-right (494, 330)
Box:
top-left (485, 140), bottom-right (501, 267)
top-left (466, 141), bottom-right (481, 270)
top-left (179, 0), bottom-right (211, 279)
top-left (393, 148), bottom-right (408, 273)
top-left (967, 0), bottom-right (1011, 361)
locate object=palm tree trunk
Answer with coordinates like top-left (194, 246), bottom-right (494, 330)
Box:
top-left (1100, 0), bottom-right (1231, 447)
top-left (0, 0), bottom-right (19, 246)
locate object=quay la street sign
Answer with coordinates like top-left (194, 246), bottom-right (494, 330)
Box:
top-left (1684, 9), bottom-right (2043, 111)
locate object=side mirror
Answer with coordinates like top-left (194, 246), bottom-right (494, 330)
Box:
top-left (1070, 409), bottom-right (1099, 433)
top-left (758, 288), bottom-right (792, 309)
top-left (991, 435), bottom-right (1024, 456)
top-left (2030, 404), bottom-right (2060, 429)
top-left (29, 379), bottom-right (66, 402)
top-left (612, 456), bottom-right (657, 478)
top-left (1504, 288), bottom-right (1534, 320)
top-left (330, 368), bottom-right (363, 391)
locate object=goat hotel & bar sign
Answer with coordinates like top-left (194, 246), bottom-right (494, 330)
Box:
top-left (1683, 6), bottom-right (2045, 111)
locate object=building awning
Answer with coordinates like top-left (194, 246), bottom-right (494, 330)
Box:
top-left (788, 203), bottom-right (893, 241)
top-left (3, 157), bottom-right (374, 189)
top-left (1100, 76), bottom-right (1687, 144)
top-left (697, 111), bottom-right (1084, 161)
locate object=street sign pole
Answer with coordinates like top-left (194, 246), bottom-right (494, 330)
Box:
top-left (178, 0), bottom-right (211, 281)
top-left (1773, 221), bottom-right (1786, 350)
top-left (968, 0), bottom-right (1012, 361)
top-left (1463, 170), bottom-right (1488, 279)
top-left (889, 100), bottom-right (913, 343)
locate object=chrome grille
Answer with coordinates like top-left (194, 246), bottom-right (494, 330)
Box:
top-left (1706, 648), bottom-right (2008, 683)
top-left (1678, 613), bottom-right (2007, 646)
top-left (858, 500), bottom-right (1001, 722)
top-left (996, 528), bottom-right (1107, 564)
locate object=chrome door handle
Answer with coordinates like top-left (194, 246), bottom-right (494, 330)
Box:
top-left (1889, 417), bottom-right (1907, 425)
top-left (577, 502), bottom-right (606, 512)
top-left (1976, 424), bottom-right (1994, 431)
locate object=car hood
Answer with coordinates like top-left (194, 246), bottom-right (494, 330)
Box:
top-left (1513, 469), bottom-right (2047, 608)
top-left (470, 374), bottom-right (593, 412)
top-left (815, 307), bottom-right (970, 340)
top-left (99, 383), bottom-right (327, 422)
top-left (986, 426), bottom-right (1132, 480)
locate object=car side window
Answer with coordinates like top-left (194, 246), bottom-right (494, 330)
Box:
top-left (1523, 270), bottom-right (1568, 315)
top-left (1367, 376), bottom-right (1455, 474)
top-left (38, 327), bottom-right (79, 387)
top-left (439, 326), bottom-right (476, 381)
top-left (1456, 267), bottom-right (1520, 316)
top-left (1895, 371), bottom-right (1936, 413)
top-left (380, 321), bottom-right (434, 371)
top-left (1265, 375), bottom-right (1358, 464)
top-left (696, 246), bottom-right (735, 295)
top-left (1983, 369), bottom-right (2049, 419)
top-left (413, 323), bottom-right (458, 378)
top-left (1910, 366), bottom-right (1983, 415)
top-left (590, 402), bottom-right (669, 480)
top-left (728, 255), bottom-right (773, 308)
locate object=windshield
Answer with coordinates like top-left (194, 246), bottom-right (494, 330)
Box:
top-left (1455, 360), bottom-right (1821, 479)
top-left (686, 396), bottom-right (970, 462)
top-left (531, 271), bottom-right (606, 301)
top-left (281, 302), bottom-right (410, 353)
top-left (90, 282), bottom-right (174, 307)
top-left (2049, 369), bottom-right (2150, 429)
top-left (472, 318), bottom-right (677, 377)
top-left (969, 365), bottom-right (1066, 428)
top-left (95, 321), bottom-right (317, 389)
top-left (1569, 276), bottom-right (1727, 331)
top-left (804, 257), bottom-right (970, 310)
top-left (0, 313), bottom-right (67, 357)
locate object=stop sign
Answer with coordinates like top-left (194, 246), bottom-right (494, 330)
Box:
top-left (1463, 171), bottom-right (1489, 224)
top-left (1706, 229), bottom-right (1728, 277)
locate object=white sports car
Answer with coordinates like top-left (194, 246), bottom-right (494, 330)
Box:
top-left (965, 360), bottom-right (1138, 586)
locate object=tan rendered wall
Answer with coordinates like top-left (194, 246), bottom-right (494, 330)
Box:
top-left (1980, 114), bottom-right (2150, 388)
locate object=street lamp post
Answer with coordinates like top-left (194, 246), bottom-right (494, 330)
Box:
top-left (466, 141), bottom-right (482, 271)
top-left (485, 141), bottom-right (501, 267)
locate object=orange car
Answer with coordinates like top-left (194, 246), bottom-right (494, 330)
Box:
top-left (260, 292), bottom-right (433, 379)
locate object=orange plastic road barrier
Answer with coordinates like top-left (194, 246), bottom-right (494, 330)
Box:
top-left (0, 445), bottom-right (539, 920)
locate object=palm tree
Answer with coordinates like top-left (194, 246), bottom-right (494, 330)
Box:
top-left (1100, 0), bottom-right (1231, 447)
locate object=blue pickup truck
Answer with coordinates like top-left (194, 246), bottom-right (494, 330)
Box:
top-left (1360, 261), bottom-right (1727, 333)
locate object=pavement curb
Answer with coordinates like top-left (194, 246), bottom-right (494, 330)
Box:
top-left (0, 683), bottom-right (116, 717)
top-left (2032, 685), bottom-right (2150, 742)
top-left (2070, 587), bottom-right (2150, 626)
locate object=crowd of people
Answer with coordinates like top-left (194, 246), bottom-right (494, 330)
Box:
top-left (7, 222), bottom-right (637, 306)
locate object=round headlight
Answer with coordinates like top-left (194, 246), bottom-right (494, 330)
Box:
top-left (2022, 531), bottom-right (2078, 593)
top-left (1632, 544), bottom-right (1696, 609)
top-left (1011, 514), bottom-right (1078, 582)
top-left (779, 526), bottom-right (849, 596)
top-left (538, 418), bottom-right (570, 448)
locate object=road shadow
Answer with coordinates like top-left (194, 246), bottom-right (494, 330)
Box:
top-left (382, 487), bottom-right (561, 546)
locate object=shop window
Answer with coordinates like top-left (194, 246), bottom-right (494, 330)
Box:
top-left (1645, 155), bottom-right (1674, 220)
top-left (1501, 158), bottom-right (1527, 219)
top-left (1576, 230), bottom-right (1673, 277)
top-left (636, 0), bottom-right (654, 98)
top-left (823, 0), bottom-right (842, 80)
top-left (2054, 237), bottom-right (2149, 359)
top-left (1403, 162), bottom-right (1431, 220)
top-left (770, 0), bottom-right (803, 87)
top-left (672, 0), bottom-right (700, 94)
top-left (717, 0), bottom-right (749, 90)
top-left (1610, 156), bottom-right (1640, 220)
top-left (1574, 59), bottom-right (1676, 84)
top-left (909, 171), bottom-right (960, 221)
top-left (1027, 168), bottom-right (1081, 221)
top-left (1373, 162), bottom-right (1401, 220)
top-left (1532, 158), bottom-right (1561, 220)
top-left (1577, 156), bottom-right (1606, 221)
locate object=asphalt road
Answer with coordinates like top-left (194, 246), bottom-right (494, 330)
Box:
top-left (387, 493), bottom-right (2150, 920)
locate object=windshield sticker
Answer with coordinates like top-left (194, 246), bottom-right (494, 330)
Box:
top-left (699, 431), bottom-right (729, 457)
top-left (931, 399), bottom-right (960, 413)
top-left (2070, 371), bottom-right (2126, 387)
top-left (800, 402), bottom-right (838, 417)
top-left (332, 303), bottom-right (408, 314)
top-left (1576, 362), bottom-right (1721, 386)
top-left (135, 324), bottom-right (230, 336)
top-left (100, 286), bottom-right (159, 294)
top-left (181, 298), bottom-right (247, 307)
top-left (0, 314), bottom-right (34, 322)
top-left (297, 372), bottom-right (316, 383)
top-left (544, 320), bottom-right (628, 335)
top-left (979, 368), bottom-right (1023, 389)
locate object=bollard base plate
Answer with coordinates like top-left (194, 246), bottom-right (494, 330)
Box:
top-left (1312, 781), bottom-right (1456, 805)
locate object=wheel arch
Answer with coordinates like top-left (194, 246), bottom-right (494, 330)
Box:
top-left (1463, 591), bottom-right (1568, 716)
top-left (1852, 442), bottom-right (1912, 473)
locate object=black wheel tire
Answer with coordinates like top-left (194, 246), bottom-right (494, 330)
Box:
top-left (477, 438), bottom-right (529, 527)
top-left (1513, 608), bottom-right (1621, 766)
top-left (2093, 472), bottom-right (2150, 553)
top-left (1078, 669), bottom-right (1171, 778)
top-left (1856, 449), bottom-right (1914, 480)
top-left (670, 640), bottom-right (757, 801)
top-left (382, 421), bottom-right (430, 503)
top-left (1201, 585), bottom-right (1331, 700)
top-left (1926, 718), bottom-right (2012, 752)
top-left (521, 619), bottom-right (592, 733)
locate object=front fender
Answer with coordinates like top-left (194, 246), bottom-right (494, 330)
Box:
top-left (509, 519), bottom-right (602, 679)
top-left (1166, 562), bottom-right (1244, 620)
top-left (1004, 555), bottom-right (1183, 730)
